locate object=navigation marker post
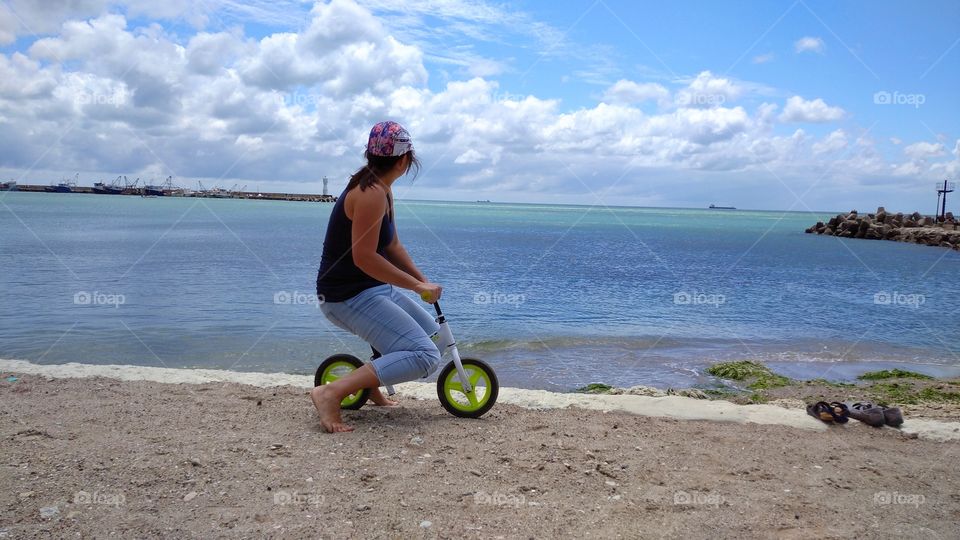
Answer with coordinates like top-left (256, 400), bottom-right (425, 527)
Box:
top-left (936, 180), bottom-right (955, 221)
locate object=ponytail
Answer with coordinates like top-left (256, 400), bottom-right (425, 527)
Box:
top-left (346, 150), bottom-right (421, 192)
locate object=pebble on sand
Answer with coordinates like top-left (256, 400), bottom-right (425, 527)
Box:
top-left (39, 506), bottom-right (59, 519)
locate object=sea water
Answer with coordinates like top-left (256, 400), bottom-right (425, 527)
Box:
top-left (1, 191), bottom-right (958, 390)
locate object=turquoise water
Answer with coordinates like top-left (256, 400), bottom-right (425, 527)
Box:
top-left (2, 191), bottom-right (958, 390)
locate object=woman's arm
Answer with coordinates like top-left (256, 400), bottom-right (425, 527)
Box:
top-left (350, 187), bottom-right (440, 300)
top-left (384, 234), bottom-right (427, 283)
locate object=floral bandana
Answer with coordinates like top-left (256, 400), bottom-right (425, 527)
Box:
top-left (366, 121), bottom-right (413, 157)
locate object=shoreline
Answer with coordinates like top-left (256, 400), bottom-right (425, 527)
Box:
top-left (3, 358), bottom-right (959, 442)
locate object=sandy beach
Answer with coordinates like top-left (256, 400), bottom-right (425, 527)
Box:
top-left (2, 362), bottom-right (959, 539)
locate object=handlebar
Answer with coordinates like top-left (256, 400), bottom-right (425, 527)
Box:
top-left (419, 291), bottom-right (443, 316)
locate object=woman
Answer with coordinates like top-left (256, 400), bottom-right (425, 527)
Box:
top-left (312, 121), bottom-right (443, 433)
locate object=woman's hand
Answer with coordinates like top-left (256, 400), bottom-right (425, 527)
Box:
top-left (415, 282), bottom-right (443, 303)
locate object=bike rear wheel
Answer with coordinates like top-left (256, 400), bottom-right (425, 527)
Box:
top-left (314, 354), bottom-right (370, 410)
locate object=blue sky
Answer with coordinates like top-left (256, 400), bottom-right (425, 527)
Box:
top-left (414, 0), bottom-right (958, 141)
top-left (0, 0), bottom-right (957, 210)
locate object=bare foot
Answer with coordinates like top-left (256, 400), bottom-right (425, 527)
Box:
top-left (370, 388), bottom-right (399, 407)
top-left (310, 386), bottom-right (354, 433)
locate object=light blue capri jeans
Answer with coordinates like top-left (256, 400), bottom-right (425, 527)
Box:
top-left (320, 284), bottom-right (441, 386)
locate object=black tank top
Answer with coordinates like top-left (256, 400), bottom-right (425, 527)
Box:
top-left (316, 187), bottom-right (395, 302)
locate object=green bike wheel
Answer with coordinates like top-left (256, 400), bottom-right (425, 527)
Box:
top-left (436, 358), bottom-right (499, 418)
top-left (314, 354), bottom-right (370, 410)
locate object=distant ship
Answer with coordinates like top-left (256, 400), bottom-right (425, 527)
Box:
top-left (709, 204), bottom-right (736, 210)
top-left (93, 176), bottom-right (124, 195)
top-left (204, 187), bottom-right (230, 198)
top-left (45, 175), bottom-right (78, 193)
top-left (142, 185), bottom-right (165, 197)
top-left (0, 180), bottom-right (16, 191)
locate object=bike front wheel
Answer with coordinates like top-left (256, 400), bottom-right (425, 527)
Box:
top-left (436, 358), bottom-right (499, 418)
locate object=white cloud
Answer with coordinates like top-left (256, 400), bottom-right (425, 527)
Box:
top-left (454, 149), bottom-right (485, 164)
top-left (674, 71), bottom-right (742, 109)
top-left (355, 0), bottom-right (590, 81)
top-left (0, 5), bottom-right (17, 45)
top-left (0, 53), bottom-right (58, 99)
top-left (903, 141), bottom-right (946, 159)
top-left (813, 129), bottom-right (848, 154)
top-left (238, 0), bottom-right (427, 97)
top-left (779, 96), bottom-right (844, 123)
top-left (930, 140), bottom-right (960, 178)
top-left (756, 102), bottom-right (779, 126)
top-left (0, 0), bottom-right (109, 44)
top-left (602, 80), bottom-right (668, 105)
top-left (794, 36), bottom-right (825, 54)
top-left (186, 31), bottom-right (246, 76)
top-left (752, 53), bottom-right (774, 64)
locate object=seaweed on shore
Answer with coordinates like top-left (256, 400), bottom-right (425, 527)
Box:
top-left (706, 361), bottom-right (791, 390)
top-left (858, 369), bottom-right (933, 381)
top-left (868, 381), bottom-right (960, 405)
top-left (575, 383), bottom-right (614, 394)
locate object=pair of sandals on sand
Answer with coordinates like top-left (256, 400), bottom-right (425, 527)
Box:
top-left (807, 401), bottom-right (904, 428)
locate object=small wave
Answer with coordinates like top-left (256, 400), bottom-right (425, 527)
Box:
top-left (460, 335), bottom-right (691, 352)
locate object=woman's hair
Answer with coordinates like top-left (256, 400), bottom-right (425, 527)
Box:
top-left (346, 150), bottom-right (420, 192)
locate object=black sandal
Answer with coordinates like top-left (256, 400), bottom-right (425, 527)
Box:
top-left (844, 402), bottom-right (885, 428)
top-left (807, 401), bottom-right (837, 423)
top-left (828, 402), bottom-right (850, 424)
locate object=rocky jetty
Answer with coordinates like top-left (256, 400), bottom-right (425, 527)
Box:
top-left (805, 207), bottom-right (960, 251)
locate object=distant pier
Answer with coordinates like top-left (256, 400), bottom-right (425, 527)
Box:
top-left (10, 184), bottom-right (336, 203)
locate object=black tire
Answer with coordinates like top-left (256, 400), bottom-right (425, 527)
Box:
top-left (314, 354), bottom-right (370, 410)
top-left (436, 358), bottom-right (499, 418)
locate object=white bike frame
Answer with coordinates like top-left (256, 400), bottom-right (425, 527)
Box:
top-left (383, 301), bottom-right (473, 396)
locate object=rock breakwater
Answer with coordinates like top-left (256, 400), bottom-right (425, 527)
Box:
top-left (805, 207), bottom-right (959, 251)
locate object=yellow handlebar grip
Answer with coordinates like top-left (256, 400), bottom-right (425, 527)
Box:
top-left (420, 291), bottom-right (432, 302)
